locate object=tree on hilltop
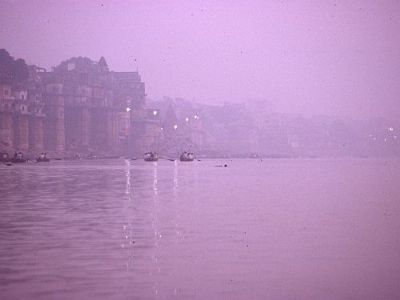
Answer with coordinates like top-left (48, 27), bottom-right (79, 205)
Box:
top-left (0, 49), bottom-right (29, 84)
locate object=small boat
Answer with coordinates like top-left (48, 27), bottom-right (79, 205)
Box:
top-left (180, 151), bottom-right (195, 162)
top-left (11, 152), bottom-right (27, 163)
top-left (144, 152), bottom-right (158, 162)
top-left (36, 153), bottom-right (50, 162)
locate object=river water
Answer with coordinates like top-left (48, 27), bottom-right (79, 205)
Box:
top-left (0, 158), bottom-right (399, 300)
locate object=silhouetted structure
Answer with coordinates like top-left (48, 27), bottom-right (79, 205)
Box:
top-left (0, 50), bottom-right (158, 157)
top-left (1, 49), bottom-right (399, 158)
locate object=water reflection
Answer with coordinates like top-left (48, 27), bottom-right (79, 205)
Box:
top-left (153, 162), bottom-right (158, 196)
top-left (1, 159), bottom-right (400, 299)
top-left (173, 160), bottom-right (178, 193)
top-left (122, 159), bottom-right (134, 276)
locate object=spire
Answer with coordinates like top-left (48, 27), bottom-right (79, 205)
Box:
top-left (98, 56), bottom-right (109, 72)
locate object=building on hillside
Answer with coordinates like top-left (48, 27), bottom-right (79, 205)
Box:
top-left (0, 54), bottom-right (150, 157)
top-left (0, 84), bottom-right (15, 151)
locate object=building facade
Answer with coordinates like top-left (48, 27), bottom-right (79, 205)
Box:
top-left (0, 56), bottom-right (157, 158)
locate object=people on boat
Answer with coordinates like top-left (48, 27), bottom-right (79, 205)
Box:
top-left (12, 151), bottom-right (26, 163)
top-left (14, 152), bottom-right (23, 159)
top-left (36, 152), bottom-right (50, 162)
top-left (180, 151), bottom-right (194, 161)
top-left (144, 152), bottom-right (158, 161)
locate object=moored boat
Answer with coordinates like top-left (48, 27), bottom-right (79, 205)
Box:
top-left (36, 152), bottom-right (50, 162)
top-left (11, 152), bottom-right (27, 163)
top-left (180, 151), bottom-right (194, 162)
top-left (144, 152), bottom-right (158, 162)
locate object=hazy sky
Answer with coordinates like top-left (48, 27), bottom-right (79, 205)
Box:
top-left (1, 0), bottom-right (399, 118)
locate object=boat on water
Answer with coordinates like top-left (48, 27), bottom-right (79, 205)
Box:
top-left (180, 151), bottom-right (195, 162)
top-left (144, 152), bottom-right (158, 162)
top-left (36, 152), bottom-right (50, 162)
top-left (11, 152), bottom-right (27, 163)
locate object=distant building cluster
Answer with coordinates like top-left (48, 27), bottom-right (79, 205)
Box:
top-left (1, 49), bottom-right (399, 158)
top-left (0, 51), bottom-right (160, 157)
top-left (150, 97), bottom-right (400, 158)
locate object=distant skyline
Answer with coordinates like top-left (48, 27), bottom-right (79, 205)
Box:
top-left (1, 0), bottom-right (399, 119)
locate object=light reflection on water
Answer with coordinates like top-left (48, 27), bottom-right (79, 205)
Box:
top-left (1, 158), bottom-right (400, 299)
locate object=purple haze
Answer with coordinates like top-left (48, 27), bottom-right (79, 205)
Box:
top-left (1, 0), bottom-right (399, 119)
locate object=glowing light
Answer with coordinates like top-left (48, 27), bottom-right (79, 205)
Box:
top-left (185, 117), bottom-right (189, 122)
top-left (153, 110), bottom-right (158, 116)
top-left (389, 127), bottom-right (394, 132)
top-left (126, 107), bottom-right (131, 112)
top-left (160, 127), bottom-right (163, 130)
top-left (173, 124), bottom-right (178, 130)
top-left (194, 115), bottom-right (199, 120)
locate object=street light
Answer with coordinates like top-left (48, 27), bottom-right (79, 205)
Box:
top-left (126, 107), bottom-right (131, 112)
top-left (153, 110), bottom-right (158, 116)
top-left (173, 124), bottom-right (178, 130)
top-left (185, 117), bottom-right (189, 122)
